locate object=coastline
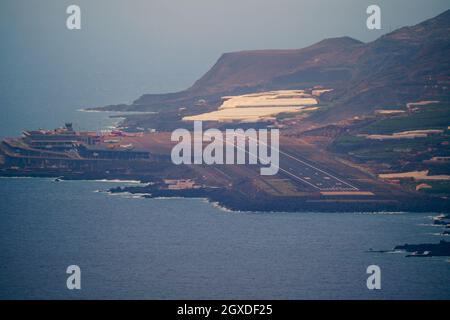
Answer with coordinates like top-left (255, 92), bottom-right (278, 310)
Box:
top-left (3, 171), bottom-right (446, 213)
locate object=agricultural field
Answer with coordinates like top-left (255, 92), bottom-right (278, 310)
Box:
top-left (329, 102), bottom-right (450, 194)
top-left (360, 103), bottom-right (450, 134)
top-left (183, 90), bottom-right (319, 122)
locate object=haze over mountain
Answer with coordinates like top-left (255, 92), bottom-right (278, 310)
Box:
top-left (100, 9), bottom-right (450, 125)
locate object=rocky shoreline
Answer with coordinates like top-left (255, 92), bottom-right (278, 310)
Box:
top-left (367, 214), bottom-right (450, 257)
top-left (107, 181), bottom-right (450, 213)
top-left (395, 240), bottom-right (450, 257)
top-left (2, 169), bottom-right (449, 213)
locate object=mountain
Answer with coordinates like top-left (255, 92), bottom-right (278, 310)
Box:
top-left (99, 9), bottom-right (450, 126)
top-left (128, 36), bottom-right (364, 110)
top-left (318, 9), bottom-right (450, 122)
top-left (186, 36), bottom-right (363, 95)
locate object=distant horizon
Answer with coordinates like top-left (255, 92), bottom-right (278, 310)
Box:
top-left (211, 7), bottom-right (449, 55)
top-left (2, 2), bottom-right (450, 83)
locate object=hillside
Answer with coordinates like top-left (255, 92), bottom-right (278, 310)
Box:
top-left (317, 9), bottom-right (450, 122)
top-left (96, 9), bottom-right (450, 128)
top-left (121, 36), bottom-right (364, 113)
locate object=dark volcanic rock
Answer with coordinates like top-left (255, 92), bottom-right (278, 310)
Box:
top-left (395, 240), bottom-right (450, 257)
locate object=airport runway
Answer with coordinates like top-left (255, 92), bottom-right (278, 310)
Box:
top-left (242, 134), bottom-right (359, 191)
top-left (205, 131), bottom-right (360, 192)
top-left (277, 148), bottom-right (359, 191)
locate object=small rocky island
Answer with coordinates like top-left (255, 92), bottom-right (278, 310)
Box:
top-left (395, 240), bottom-right (450, 257)
top-left (394, 214), bottom-right (450, 257)
top-left (367, 214), bottom-right (450, 258)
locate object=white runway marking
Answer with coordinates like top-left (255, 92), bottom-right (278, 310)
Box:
top-left (242, 134), bottom-right (359, 191)
top-left (205, 132), bottom-right (359, 191)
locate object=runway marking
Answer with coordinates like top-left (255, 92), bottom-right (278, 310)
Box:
top-left (241, 134), bottom-right (359, 191)
top-left (205, 132), bottom-right (359, 191)
top-left (278, 150), bottom-right (358, 190)
top-left (205, 132), bottom-right (325, 190)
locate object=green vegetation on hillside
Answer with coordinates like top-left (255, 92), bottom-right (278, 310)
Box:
top-left (420, 181), bottom-right (450, 195)
top-left (361, 103), bottom-right (450, 134)
top-left (330, 103), bottom-right (450, 175)
top-left (333, 134), bottom-right (449, 160)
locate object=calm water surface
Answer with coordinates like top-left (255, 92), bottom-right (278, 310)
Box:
top-left (0, 178), bottom-right (449, 299)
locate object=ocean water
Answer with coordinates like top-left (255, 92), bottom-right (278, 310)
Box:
top-left (0, 71), bottom-right (191, 138)
top-left (0, 177), bottom-right (449, 300)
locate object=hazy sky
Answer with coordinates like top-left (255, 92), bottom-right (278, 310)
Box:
top-left (1, 0), bottom-right (450, 94)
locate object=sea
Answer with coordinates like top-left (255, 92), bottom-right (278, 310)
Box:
top-left (0, 71), bottom-right (449, 300)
